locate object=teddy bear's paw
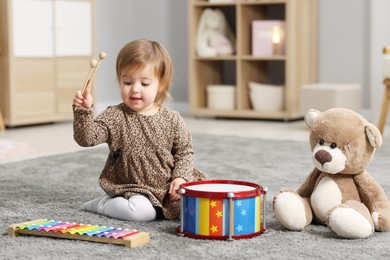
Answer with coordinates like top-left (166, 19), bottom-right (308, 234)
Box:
top-left (372, 211), bottom-right (390, 231)
top-left (273, 192), bottom-right (307, 231)
top-left (328, 207), bottom-right (373, 239)
top-left (372, 211), bottom-right (380, 231)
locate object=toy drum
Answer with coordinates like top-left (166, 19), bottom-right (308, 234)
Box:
top-left (178, 180), bottom-right (268, 240)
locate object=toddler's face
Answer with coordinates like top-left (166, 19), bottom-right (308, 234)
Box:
top-left (120, 65), bottom-right (160, 115)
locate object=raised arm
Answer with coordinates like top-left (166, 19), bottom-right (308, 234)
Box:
top-left (73, 88), bottom-right (109, 147)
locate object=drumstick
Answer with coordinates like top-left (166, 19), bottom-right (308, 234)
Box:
top-left (81, 51), bottom-right (107, 96)
top-left (89, 52), bottom-right (106, 84)
top-left (81, 58), bottom-right (98, 95)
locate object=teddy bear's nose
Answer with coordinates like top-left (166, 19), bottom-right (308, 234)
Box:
top-left (315, 150), bottom-right (332, 165)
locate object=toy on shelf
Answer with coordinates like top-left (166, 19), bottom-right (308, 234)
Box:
top-left (196, 8), bottom-right (235, 57)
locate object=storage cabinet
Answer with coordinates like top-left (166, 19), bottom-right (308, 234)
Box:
top-left (0, 0), bottom-right (94, 126)
top-left (188, 0), bottom-right (318, 120)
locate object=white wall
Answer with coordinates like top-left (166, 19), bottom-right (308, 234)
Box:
top-left (318, 0), bottom-right (369, 107)
top-left (94, 0), bottom-right (390, 122)
top-left (95, 0), bottom-right (188, 111)
top-left (370, 0), bottom-right (390, 123)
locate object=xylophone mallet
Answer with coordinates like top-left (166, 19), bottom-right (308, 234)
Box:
top-left (81, 58), bottom-right (98, 96)
top-left (81, 51), bottom-right (106, 96)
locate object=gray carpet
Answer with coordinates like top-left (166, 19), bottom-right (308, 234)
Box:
top-left (1, 133), bottom-right (390, 259)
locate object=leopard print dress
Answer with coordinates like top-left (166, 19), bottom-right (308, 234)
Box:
top-left (73, 103), bottom-right (207, 219)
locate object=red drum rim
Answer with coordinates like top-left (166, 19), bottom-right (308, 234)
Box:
top-left (179, 180), bottom-right (265, 199)
top-left (176, 226), bottom-right (266, 240)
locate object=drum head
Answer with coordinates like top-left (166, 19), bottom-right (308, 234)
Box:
top-left (180, 180), bottom-right (263, 199)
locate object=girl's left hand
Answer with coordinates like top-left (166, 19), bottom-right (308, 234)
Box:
top-left (169, 177), bottom-right (186, 201)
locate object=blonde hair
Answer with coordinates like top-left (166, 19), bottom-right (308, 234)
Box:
top-left (116, 39), bottom-right (173, 104)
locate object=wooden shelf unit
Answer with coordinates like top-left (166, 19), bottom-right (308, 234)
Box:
top-left (188, 0), bottom-right (318, 120)
top-left (0, 0), bottom-right (95, 127)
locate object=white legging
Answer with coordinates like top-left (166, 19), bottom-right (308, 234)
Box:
top-left (82, 195), bottom-right (157, 222)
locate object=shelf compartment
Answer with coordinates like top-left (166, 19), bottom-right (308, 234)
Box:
top-left (239, 2), bottom-right (285, 56)
top-left (239, 59), bottom-right (285, 110)
top-left (191, 5), bottom-right (236, 58)
top-left (189, 60), bottom-right (237, 111)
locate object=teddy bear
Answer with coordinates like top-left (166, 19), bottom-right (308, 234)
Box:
top-left (273, 108), bottom-right (390, 239)
top-left (196, 8), bottom-right (235, 57)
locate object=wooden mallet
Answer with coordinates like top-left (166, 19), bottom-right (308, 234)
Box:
top-left (81, 51), bottom-right (106, 96)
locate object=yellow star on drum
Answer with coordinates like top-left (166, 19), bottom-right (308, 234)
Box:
top-left (210, 225), bottom-right (218, 233)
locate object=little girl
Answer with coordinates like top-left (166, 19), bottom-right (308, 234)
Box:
top-left (73, 39), bottom-right (207, 221)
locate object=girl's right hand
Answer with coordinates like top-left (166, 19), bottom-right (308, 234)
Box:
top-left (73, 88), bottom-right (93, 109)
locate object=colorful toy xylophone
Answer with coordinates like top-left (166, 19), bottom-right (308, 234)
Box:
top-left (8, 219), bottom-right (150, 248)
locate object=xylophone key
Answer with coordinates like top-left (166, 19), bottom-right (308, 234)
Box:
top-left (67, 224), bottom-right (87, 235)
top-left (98, 227), bottom-right (120, 238)
top-left (114, 229), bottom-right (138, 239)
top-left (19, 219), bottom-right (53, 230)
top-left (36, 221), bottom-right (60, 232)
top-left (59, 223), bottom-right (81, 233)
top-left (87, 226), bottom-right (111, 236)
top-left (43, 222), bottom-right (71, 232)
top-left (74, 225), bottom-right (100, 235)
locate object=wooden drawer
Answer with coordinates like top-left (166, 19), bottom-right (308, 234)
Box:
top-left (56, 58), bottom-right (90, 88)
top-left (56, 58), bottom-right (94, 116)
top-left (13, 59), bottom-right (55, 91)
top-left (13, 91), bottom-right (56, 121)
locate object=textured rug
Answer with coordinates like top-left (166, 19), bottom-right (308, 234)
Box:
top-left (1, 134), bottom-right (390, 259)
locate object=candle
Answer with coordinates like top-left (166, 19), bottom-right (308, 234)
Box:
top-left (272, 25), bottom-right (281, 55)
top-left (383, 46), bottom-right (390, 79)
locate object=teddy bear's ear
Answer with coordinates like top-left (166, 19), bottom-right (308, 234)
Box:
top-left (365, 124), bottom-right (382, 148)
top-left (304, 109), bottom-right (321, 129)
